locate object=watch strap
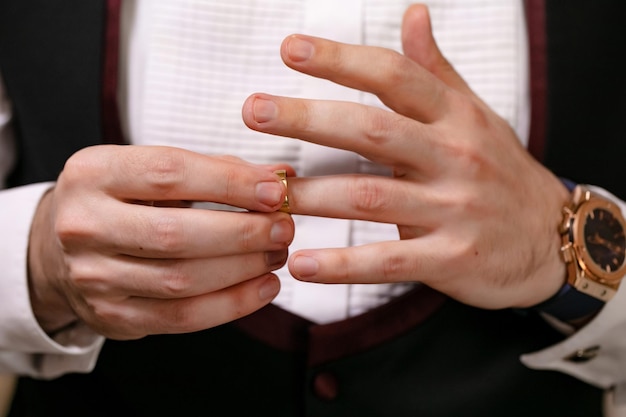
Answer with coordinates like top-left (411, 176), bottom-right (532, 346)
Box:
top-left (533, 282), bottom-right (605, 322)
top-left (560, 177), bottom-right (577, 193)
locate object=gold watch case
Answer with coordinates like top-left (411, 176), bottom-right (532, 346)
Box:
top-left (560, 185), bottom-right (626, 301)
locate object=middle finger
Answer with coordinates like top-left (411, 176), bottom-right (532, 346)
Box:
top-left (280, 34), bottom-right (453, 123)
top-left (77, 203), bottom-right (295, 259)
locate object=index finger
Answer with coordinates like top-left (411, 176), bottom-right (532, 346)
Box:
top-left (280, 34), bottom-right (451, 123)
top-left (64, 145), bottom-right (288, 212)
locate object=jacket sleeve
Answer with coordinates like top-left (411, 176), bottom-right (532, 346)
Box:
top-left (0, 75), bottom-right (104, 379)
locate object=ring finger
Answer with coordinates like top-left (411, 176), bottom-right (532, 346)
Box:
top-left (70, 249), bottom-right (288, 299)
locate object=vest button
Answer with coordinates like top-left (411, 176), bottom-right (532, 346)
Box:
top-left (312, 372), bottom-right (338, 401)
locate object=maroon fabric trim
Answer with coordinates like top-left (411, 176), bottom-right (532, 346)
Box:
top-left (101, 0), bottom-right (125, 144)
top-left (235, 285), bottom-right (448, 366)
top-left (307, 285), bottom-right (447, 367)
top-left (525, 0), bottom-right (547, 162)
top-left (234, 302), bottom-right (313, 353)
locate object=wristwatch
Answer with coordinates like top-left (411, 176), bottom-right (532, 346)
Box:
top-left (537, 184), bottom-right (626, 322)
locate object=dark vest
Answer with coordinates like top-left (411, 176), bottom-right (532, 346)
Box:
top-left (3, 1), bottom-right (623, 415)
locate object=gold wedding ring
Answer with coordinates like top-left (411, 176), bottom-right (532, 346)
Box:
top-left (275, 170), bottom-right (290, 213)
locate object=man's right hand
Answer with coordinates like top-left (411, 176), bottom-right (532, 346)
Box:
top-left (28, 145), bottom-right (293, 339)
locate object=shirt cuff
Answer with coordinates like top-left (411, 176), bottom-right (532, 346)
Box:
top-left (0, 183), bottom-right (103, 378)
top-left (521, 186), bottom-right (626, 389)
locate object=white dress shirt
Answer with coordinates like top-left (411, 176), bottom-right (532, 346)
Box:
top-left (1, 1), bottom-right (626, 414)
top-left (121, 0), bottom-right (529, 323)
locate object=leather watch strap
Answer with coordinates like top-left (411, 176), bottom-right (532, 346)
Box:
top-left (533, 282), bottom-right (604, 322)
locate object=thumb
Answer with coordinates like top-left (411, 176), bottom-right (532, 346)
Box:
top-left (401, 4), bottom-right (474, 96)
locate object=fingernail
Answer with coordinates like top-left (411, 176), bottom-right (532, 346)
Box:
top-left (265, 250), bottom-right (288, 267)
top-left (287, 36), bottom-right (313, 62)
top-left (270, 220), bottom-right (293, 244)
top-left (293, 255), bottom-right (319, 279)
top-left (253, 97), bottom-right (277, 123)
top-left (259, 276), bottom-right (280, 301)
top-left (256, 181), bottom-right (283, 206)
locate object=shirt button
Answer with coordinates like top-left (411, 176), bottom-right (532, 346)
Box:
top-left (312, 372), bottom-right (339, 401)
top-left (564, 345), bottom-right (600, 363)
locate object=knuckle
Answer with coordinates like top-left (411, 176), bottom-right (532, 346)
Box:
top-left (60, 148), bottom-right (101, 182)
top-left (439, 235), bottom-right (481, 274)
top-left (325, 43), bottom-right (349, 74)
top-left (54, 210), bottom-right (95, 247)
top-left (81, 298), bottom-right (144, 340)
top-left (163, 304), bottom-right (196, 332)
top-left (290, 100), bottom-right (313, 134)
top-left (237, 219), bottom-right (259, 251)
top-left (363, 109), bottom-right (395, 146)
top-left (434, 187), bottom-right (486, 224)
top-left (67, 260), bottom-right (102, 290)
top-left (437, 133), bottom-right (487, 178)
top-left (329, 251), bottom-right (352, 282)
top-left (380, 253), bottom-right (412, 282)
top-left (220, 166), bottom-right (239, 202)
top-left (151, 215), bottom-right (186, 253)
top-left (161, 263), bottom-right (193, 297)
top-left (348, 177), bottom-right (390, 213)
top-left (142, 149), bottom-right (186, 196)
top-left (463, 98), bottom-right (491, 130)
top-left (54, 215), bottom-right (76, 244)
top-left (89, 300), bottom-right (127, 328)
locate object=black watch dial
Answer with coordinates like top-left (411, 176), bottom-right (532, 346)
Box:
top-left (584, 208), bottom-right (626, 273)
